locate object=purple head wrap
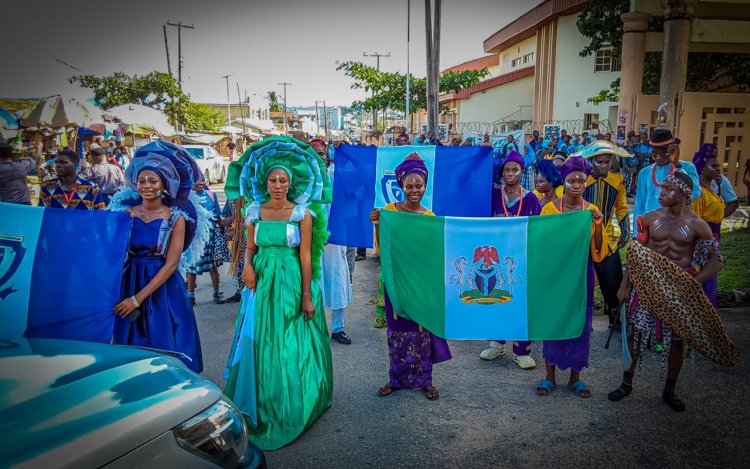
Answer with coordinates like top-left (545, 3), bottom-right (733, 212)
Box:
top-left (501, 150), bottom-right (525, 171)
top-left (395, 152), bottom-right (429, 188)
top-left (692, 143), bottom-right (717, 175)
top-left (560, 156), bottom-right (591, 181)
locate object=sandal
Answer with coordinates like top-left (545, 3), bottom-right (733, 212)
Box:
top-left (536, 379), bottom-right (556, 396)
top-left (377, 383), bottom-right (395, 397)
top-left (422, 386), bottom-right (439, 401)
top-left (569, 381), bottom-right (591, 398)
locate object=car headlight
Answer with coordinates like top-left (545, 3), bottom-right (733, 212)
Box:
top-left (173, 398), bottom-right (249, 468)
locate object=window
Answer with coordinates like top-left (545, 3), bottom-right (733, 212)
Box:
top-left (511, 57), bottom-right (523, 67)
top-left (594, 49), bottom-right (621, 72)
top-left (584, 113), bottom-right (600, 130)
top-left (523, 52), bottom-right (534, 64)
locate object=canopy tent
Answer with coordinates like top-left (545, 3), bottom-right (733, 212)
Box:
top-left (0, 107), bottom-right (20, 139)
top-left (179, 133), bottom-right (227, 145)
top-left (107, 103), bottom-right (176, 136)
top-left (20, 95), bottom-right (105, 128)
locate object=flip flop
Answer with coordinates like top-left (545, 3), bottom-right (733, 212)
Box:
top-left (536, 379), bottom-right (556, 396)
top-left (422, 386), bottom-right (439, 401)
top-left (569, 381), bottom-right (591, 398)
top-left (377, 383), bottom-right (396, 397)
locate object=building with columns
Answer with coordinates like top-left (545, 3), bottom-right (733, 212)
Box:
top-left (441, 0), bottom-right (619, 136)
top-left (618, 0), bottom-right (750, 196)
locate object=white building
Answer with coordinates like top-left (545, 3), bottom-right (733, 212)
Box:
top-left (441, 0), bottom-right (620, 135)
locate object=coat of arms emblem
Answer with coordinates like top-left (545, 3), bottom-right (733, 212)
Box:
top-left (448, 245), bottom-right (521, 304)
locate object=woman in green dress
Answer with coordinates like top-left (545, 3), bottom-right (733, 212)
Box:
top-left (223, 136), bottom-right (333, 451)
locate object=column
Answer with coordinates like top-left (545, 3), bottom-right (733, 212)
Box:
top-left (657, 0), bottom-right (696, 131)
top-left (618, 12), bottom-right (652, 133)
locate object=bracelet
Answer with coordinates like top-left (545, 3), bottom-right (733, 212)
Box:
top-left (130, 296), bottom-right (140, 308)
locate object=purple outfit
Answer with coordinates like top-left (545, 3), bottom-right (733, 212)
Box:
top-left (384, 288), bottom-right (452, 388)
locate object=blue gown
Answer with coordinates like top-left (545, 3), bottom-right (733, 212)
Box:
top-left (113, 213), bottom-right (203, 373)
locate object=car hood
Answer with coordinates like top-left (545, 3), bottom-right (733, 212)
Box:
top-left (0, 338), bottom-right (221, 468)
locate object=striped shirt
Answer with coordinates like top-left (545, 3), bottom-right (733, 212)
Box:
top-left (584, 172), bottom-right (629, 253)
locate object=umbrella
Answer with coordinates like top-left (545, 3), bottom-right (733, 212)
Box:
top-left (0, 107), bottom-right (19, 139)
top-left (107, 103), bottom-right (176, 136)
top-left (20, 95), bottom-right (105, 128)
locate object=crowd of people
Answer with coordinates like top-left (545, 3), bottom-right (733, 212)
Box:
top-left (0, 127), bottom-right (744, 452)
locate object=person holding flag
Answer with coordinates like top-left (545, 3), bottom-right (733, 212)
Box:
top-left (370, 153), bottom-right (452, 401)
top-left (536, 156), bottom-right (607, 398)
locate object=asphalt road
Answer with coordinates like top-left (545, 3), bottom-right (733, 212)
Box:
top-left (196, 181), bottom-right (750, 468)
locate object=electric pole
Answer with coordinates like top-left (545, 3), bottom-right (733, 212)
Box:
top-left (323, 100), bottom-right (329, 136)
top-left (236, 81), bottom-right (246, 137)
top-left (315, 100), bottom-right (321, 134)
top-left (278, 82), bottom-right (292, 133)
top-left (162, 25), bottom-right (172, 78)
top-left (424, 0), bottom-right (441, 137)
top-left (221, 74), bottom-right (233, 126)
top-left (166, 21), bottom-right (195, 91)
top-left (363, 51), bottom-right (390, 133)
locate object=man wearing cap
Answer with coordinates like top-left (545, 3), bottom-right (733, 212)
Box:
top-left (0, 142), bottom-right (40, 205)
top-left (579, 141), bottom-right (631, 327)
top-left (633, 129), bottom-right (700, 237)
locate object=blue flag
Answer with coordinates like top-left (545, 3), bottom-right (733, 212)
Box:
top-left (0, 203), bottom-right (131, 342)
top-left (327, 144), bottom-right (493, 247)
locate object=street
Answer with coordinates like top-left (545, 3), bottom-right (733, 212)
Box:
top-left (191, 193), bottom-right (750, 468)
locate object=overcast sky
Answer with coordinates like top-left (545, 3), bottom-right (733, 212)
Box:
top-left (3, 0), bottom-right (539, 108)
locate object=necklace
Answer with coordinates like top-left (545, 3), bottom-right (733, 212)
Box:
top-left (63, 185), bottom-right (78, 207)
top-left (500, 186), bottom-right (524, 216)
top-left (559, 197), bottom-right (585, 213)
top-left (651, 163), bottom-right (675, 189)
top-left (140, 206), bottom-right (167, 220)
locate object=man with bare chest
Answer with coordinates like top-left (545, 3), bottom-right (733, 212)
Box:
top-left (609, 171), bottom-right (723, 412)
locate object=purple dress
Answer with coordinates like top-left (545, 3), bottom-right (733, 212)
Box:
top-left (491, 188), bottom-right (541, 355)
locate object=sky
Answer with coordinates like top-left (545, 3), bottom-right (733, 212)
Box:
top-left (2, 0), bottom-right (540, 109)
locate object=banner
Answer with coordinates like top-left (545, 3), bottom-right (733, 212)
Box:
top-left (0, 203), bottom-right (130, 342)
top-left (327, 144), bottom-right (493, 247)
top-left (379, 210), bottom-right (592, 340)
top-left (467, 130), bottom-right (525, 149)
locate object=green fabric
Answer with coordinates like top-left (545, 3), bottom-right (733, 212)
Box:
top-left (379, 210), bottom-right (446, 336)
top-left (231, 218), bottom-right (332, 451)
top-left (526, 211), bottom-right (590, 339)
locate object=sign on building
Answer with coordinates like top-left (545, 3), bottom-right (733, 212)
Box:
top-left (543, 124), bottom-right (561, 140)
top-left (420, 124), bottom-right (449, 142)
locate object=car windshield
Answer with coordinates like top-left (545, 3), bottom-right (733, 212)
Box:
top-left (186, 147), bottom-right (205, 159)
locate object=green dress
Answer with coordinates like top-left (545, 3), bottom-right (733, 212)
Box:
top-left (224, 205), bottom-right (333, 451)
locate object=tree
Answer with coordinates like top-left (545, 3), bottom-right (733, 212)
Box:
top-left (69, 71), bottom-right (224, 132)
top-left (577, 0), bottom-right (750, 102)
top-left (266, 91), bottom-right (281, 112)
top-left (336, 61), bottom-right (488, 114)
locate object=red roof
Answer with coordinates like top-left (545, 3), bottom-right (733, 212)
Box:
top-left (442, 55), bottom-right (499, 74)
top-left (483, 0), bottom-right (586, 53)
top-left (440, 66), bottom-right (535, 102)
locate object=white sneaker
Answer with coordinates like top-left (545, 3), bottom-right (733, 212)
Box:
top-left (513, 354), bottom-right (537, 370)
top-left (479, 343), bottom-right (505, 360)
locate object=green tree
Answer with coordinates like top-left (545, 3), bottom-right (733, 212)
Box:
top-left (266, 91), bottom-right (281, 112)
top-left (336, 61), bottom-right (488, 113)
top-left (577, 0), bottom-right (750, 103)
top-left (69, 71), bottom-right (223, 131)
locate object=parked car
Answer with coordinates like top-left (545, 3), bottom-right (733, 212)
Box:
top-left (183, 144), bottom-right (226, 185)
top-left (0, 338), bottom-right (265, 468)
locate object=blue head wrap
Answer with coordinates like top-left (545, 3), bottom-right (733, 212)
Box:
top-left (535, 159), bottom-right (563, 188)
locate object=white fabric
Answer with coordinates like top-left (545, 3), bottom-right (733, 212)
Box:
top-left (321, 243), bottom-right (353, 310)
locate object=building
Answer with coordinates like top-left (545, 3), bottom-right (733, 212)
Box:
top-left (441, 0), bottom-right (618, 135)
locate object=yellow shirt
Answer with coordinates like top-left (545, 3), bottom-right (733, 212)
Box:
top-left (692, 185), bottom-right (725, 225)
top-left (540, 201), bottom-right (609, 263)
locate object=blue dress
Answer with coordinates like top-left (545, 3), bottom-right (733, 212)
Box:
top-left (113, 213), bottom-right (203, 373)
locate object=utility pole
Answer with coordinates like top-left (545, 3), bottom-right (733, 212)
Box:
top-left (315, 100), bottom-right (321, 134)
top-left (424, 0), bottom-right (441, 137)
top-left (166, 21), bottom-right (195, 91)
top-left (278, 82), bottom-right (291, 133)
top-left (221, 74), bottom-right (233, 126)
top-left (323, 100), bottom-right (329, 136)
top-left (406, 0), bottom-right (411, 135)
top-left (162, 25), bottom-right (172, 78)
top-left (236, 81), bottom-right (246, 137)
top-left (363, 51), bottom-right (390, 133)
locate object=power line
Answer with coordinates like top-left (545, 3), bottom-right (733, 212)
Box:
top-left (166, 21), bottom-right (195, 91)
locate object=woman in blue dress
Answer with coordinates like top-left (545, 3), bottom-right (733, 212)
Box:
top-left (111, 142), bottom-right (207, 373)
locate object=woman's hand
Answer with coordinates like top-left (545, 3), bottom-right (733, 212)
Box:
top-left (114, 297), bottom-right (138, 318)
top-left (592, 210), bottom-right (604, 226)
top-left (617, 284), bottom-right (630, 306)
top-left (243, 265), bottom-right (257, 292)
top-left (302, 297), bottom-right (315, 319)
top-left (369, 208), bottom-right (381, 224)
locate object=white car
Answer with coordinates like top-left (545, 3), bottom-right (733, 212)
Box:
top-left (183, 145), bottom-right (226, 185)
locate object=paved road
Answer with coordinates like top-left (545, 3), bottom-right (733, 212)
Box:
top-left (191, 238), bottom-right (750, 468)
